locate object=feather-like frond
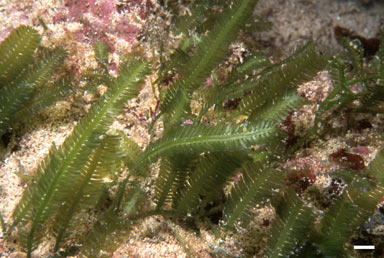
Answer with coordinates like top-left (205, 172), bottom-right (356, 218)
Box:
top-left (14, 78), bottom-right (71, 122)
top-left (341, 38), bottom-right (364, 74)
top-left (137, 120), bottom-right (280, 168)
top-left (331, 170), bottom-right (374, 209)
top-left (265, 189), bottom-right (314, 258)
top-left (313, 197), bottom-right (360, 257)
top-left (226, 52), bottom-right (271, 85)
top-left (83, 70), bottom-right (113, 94)
top-left (52, 134), bottom-right (123, 251)
top-left (352, 186), bottom-right (384, 221)
top-left (160, 0), bottom-right (259, 126)
top-left (198, 53), bottom-right (271, 116)
top-left (173, 153), bottom-right (243, 217)
top-left (154, 154), bottom-right (194, 209)
top-left (79, 188), bottom-right (145, 257)
top-left (321, 31), bottom-right (384, 116)
top-left (11, 61), bottom-right (150, 255)
top-left (227, 40), bottom-right (326, 121)
top-left (0, 25), bottom-right (41, 86)
top-left (360, 84), bottom-right (384, 111)
top-left (313, 186), bottom-right (384, 257)
top-left (223, 162), bottom-right (284, 228)
top-left (159, 47), bottom-right (190, 79)
top-left (367, 149), bottom-right (384, 184)
top-left (93, 41), bottom-right (110, 75)
top-left (110, 129), bottom-right (142, 169)
top-left (0, 47), bottom-right (67, 137)
top-left (93, 41), bottom-right (110, 66)
top-left (173, 0), bottom-right (211, 36)
top-left (155, 156), bottom-right (180, 209)
top-left (8, 2), bottom-right (384, 257)
top-left (248, 90), bottom-right (307, 122)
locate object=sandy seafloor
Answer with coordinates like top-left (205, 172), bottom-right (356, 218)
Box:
top-left (0, 0), bottom-right (384, 257)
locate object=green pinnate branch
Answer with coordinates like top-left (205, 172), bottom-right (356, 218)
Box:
top-left (0, 25), bottom-right (41, 86)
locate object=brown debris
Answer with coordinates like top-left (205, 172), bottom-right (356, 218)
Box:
top-left (329, 148), bottom-right (365, 171)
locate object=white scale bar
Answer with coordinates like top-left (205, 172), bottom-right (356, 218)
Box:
top-left (354, 245), bottom-right (375, 250)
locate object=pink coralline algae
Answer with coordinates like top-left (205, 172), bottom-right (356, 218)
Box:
top-left (59, 0), bottom-right (145, 45)
top-left (79, 19), bottom-right (112, 45)
top-left (116, 18), bottom-right (140, 43)
top-left (64, 0), bottom-right (114, 23)
top-left (64, 0), bottom-right (90, 22)
top-left (89, 0), bottom-right (115, 24)
top-left (350, 146), bottom-right (370, 156)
